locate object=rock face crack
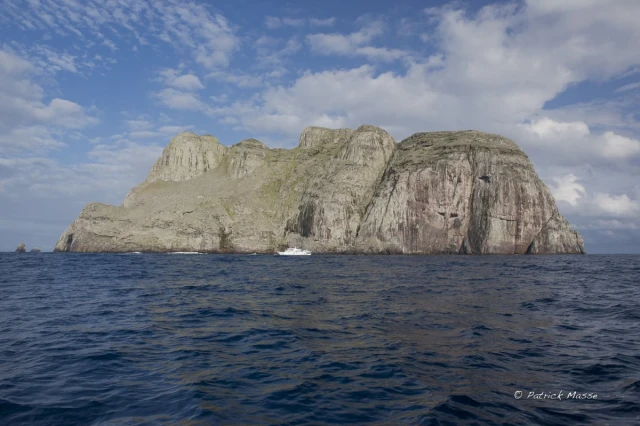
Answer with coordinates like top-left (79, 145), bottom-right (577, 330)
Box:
top-left (378, 170), bottom-right (400, 236)
top-left (461, 146), bottom-right (477, 254)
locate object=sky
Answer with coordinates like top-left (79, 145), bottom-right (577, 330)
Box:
top-left (0, 0), bottom-right (639, 253)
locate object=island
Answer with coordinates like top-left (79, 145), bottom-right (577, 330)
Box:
top-left (54, 125), bottom-right (585, 254)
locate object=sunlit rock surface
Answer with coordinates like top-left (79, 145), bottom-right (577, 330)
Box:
top-left (55, 127), bottom-right (584, 254)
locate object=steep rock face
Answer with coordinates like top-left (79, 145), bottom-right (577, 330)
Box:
top-left (298, 126), bottom-right (354, 149)
top-left (285, 125), bottom-right (396, 250)
top-left (227, 139), bottom-right (269, 179)
top-left (123, 132), bottom-right (227, 207)
top-left (147, 132), bottom-right (227, 182)
top-left (54, 127), bottom-right (585, 254)
top-left (355, 131), bottom-right (583, 254)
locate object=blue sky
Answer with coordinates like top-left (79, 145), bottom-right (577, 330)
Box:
top-left (0, 0), bottom-right (639, 253)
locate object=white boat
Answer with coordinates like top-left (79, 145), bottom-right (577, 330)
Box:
top-left (277, 247), bottom-right (311, 256)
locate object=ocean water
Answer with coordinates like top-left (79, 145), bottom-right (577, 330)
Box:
top-left (0, 253), bottom-right (639, 425)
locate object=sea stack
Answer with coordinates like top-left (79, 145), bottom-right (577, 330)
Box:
top-left (15, 242), bottom-right (26, 253)
top-left (54, 127), bottom-right (585, 254)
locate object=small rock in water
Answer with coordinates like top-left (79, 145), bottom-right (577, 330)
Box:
top-left (15, 242), bottom-right (26, 253)
top-left (30, 247), bottom-right (41, 253)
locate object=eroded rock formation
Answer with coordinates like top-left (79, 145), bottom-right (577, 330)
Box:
top-left (54, 126), bottom-right (585, 254)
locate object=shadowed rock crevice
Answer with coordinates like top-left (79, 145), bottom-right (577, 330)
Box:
top-left (63, 234), bottom-right (73, 252)
top-left (54, 127), bottom-right (585, 254)
top-left (218, 227), bottom-right (233, 251)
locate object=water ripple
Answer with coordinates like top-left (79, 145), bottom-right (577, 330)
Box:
top-left (0, 253), bottom-right (639, 425)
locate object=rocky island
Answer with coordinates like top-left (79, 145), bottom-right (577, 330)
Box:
top-left (54, 126), bottom-right (585, 254)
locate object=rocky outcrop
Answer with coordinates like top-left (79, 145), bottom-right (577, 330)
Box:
top-left (526, 213), bottom-right (585, 254)
top-left (15, 242), bottom-right (26, 253)
top-left (298, 126), bottom-right (355, 149)
top-left (54, 127), bottom-right (585, 254)
top-left (353, 131), bottom-right (584, 254)
top-left (286, 125), bottom-right (396, 250)
top-left (30, 247), bottom-right (41, 253)
top-left (227, 139), bottom-right (269, 179)
top-left (123, 132), bottom-right (227, 207)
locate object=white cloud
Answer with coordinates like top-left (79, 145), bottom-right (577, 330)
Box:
top-left (527, 0), bottom-right (622, 15)
top-left (207, 71), bottom-right (263, 88)
top-left (0, 141), bottom-right (162, 206)
top-left (529, 98), bottom-right (638, 134)
top-left (102, 39), bottom-right (117, 51)
top-left (251, 36), bottom-right (301, 79)
top-left (264, 16), bottom-right (306, 29)
top-left (600, 131), bottom-right (640, 159)
top-left (352, 46), bottom-right (409, 62)
top-left (615, 81), bottom-right (640, 93)
top-left (122, 118), bottom-right (195, 140)
top-left (307, 21), bottom-right (400, 60)
top-left (208, 63), bottom-right (442, 138)
top-left (0, 48), bottom-right (98, 152)
top-left (126, 120), bottom-right (152, 131)
top-left (0, 125), bottom-right (66, 152)
top-left (255, 36), bottom-right (278, 48)
top-left (551, 174), bottom-right (586, 206)
top-left (592, 192), bottom-right (640, 217)
top-left (2, 0), bottom-right (240, 70)
top-left (282, 18), bottom-right (305, 27)
top-left (171, 74), bottom-right (204, 91)
top-left (579, 219), bottom-right (639, 231)
top-left (158, 125), bottom-right (194, 134)
top-left (0, 49), bottom-right (34, 74)
top-left (265, 16), bottom-right (283, 29)
top-left (129, 131), bottom-right (160, 139)
top-left (7, 43), bottom-right (101, 77)
top-left (153, 88), bottom-right (206, 111)
top-left (310, 17), bottom-right (336, 27)
top-left (219, 0), bottom-right (640, 149)
top-left (153, 69), bottom-right (208, 111)
top-left (157, 68), bottom-right (205, 91)
top-left (31, 98), bottom-right (98, 128)
top-left (519, 117), bottom-right (640, 161)
top-left (524, 117), bottom-right (590, 140)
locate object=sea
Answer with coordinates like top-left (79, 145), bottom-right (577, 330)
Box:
top-left (0, 253), bottom-right (639, 425)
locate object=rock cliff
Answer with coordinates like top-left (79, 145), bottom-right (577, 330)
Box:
top-left (54, 126), bottom-right (585, 254)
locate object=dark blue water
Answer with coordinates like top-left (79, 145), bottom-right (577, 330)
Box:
top-left (1, 254), bottom-right (639, 425)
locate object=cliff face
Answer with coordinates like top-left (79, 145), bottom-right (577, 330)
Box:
top-left (54, 126), bottom-right (585, 254)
